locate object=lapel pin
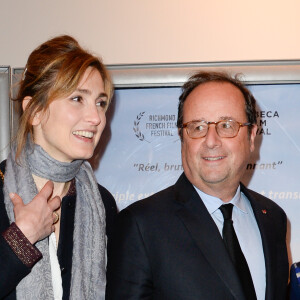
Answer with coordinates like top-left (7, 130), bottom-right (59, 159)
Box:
top-left (262, 209), bottom-right (267, 214)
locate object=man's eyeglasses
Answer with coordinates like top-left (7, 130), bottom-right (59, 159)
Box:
top-left (181, 119), bottom-right (252, 139)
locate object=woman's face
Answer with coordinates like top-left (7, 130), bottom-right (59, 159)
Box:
top-left (32, 67), bottom-right (108, 162)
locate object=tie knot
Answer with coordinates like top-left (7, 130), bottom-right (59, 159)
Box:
top-left (219, 203), bottom-right (234, 220)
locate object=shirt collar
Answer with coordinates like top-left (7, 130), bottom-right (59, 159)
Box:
top-left (194, 185), bottom-right (248, 215)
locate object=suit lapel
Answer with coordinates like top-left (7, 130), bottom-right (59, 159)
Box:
top-left (174, 174), bottom-right (246, 300)
top-left (241, 184), bottom-right (276, 300)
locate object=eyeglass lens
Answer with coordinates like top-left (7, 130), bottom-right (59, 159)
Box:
top-left (187, 120), bottom-right (240, 138)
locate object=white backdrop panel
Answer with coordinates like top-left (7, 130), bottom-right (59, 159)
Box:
top-left (0, 67), bottom-right (11, 162)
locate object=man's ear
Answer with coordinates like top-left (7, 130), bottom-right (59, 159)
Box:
top-left (249, 124), bottom-right (257, 153)
top-left (22, 96), bottom-right (41, 126)
top-left (178, 128), bottom-right (183, 143)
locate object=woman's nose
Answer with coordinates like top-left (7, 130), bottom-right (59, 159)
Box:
top-left (86, 104), bottom-right (101, 125)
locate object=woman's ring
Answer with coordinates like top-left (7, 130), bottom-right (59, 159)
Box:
top-left (53, 211), bottom-right (59, 224)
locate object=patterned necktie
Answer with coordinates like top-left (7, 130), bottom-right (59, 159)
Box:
top-left (219, 204), bottom-right (257, 300)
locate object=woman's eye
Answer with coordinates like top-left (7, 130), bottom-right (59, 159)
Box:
top-left (71, 96), bottom-right (82, 102)
top-left (96, 100), bottom-right (108, 108)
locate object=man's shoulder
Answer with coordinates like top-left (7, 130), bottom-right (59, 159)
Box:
top-left (124, 173), bottom-right (191, 214)
top-left (117, 182), bottom-right (181, 231)
top-left (242, 184), bottom-right (286, 215)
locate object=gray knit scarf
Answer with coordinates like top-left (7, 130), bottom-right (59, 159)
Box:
top-left (3, 139), bottom-right (107, 299)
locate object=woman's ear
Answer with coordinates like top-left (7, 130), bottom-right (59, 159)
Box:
top-left (22, 96), bottom-right (32, 112)
top-left (22, 96), bottom-right (41, 126)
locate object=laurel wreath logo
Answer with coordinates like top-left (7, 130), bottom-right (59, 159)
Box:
top-left (133, 112), bottom-right (149, 142)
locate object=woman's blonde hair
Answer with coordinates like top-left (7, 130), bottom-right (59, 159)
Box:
top-left (14, 35), bottom-right (113, 161)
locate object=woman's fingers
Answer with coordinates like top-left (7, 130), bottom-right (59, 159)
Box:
top-left (10, 181), bottom-right (61, 244)
top-left (48, 195), bottom-right (61, 211)
top-left (36, 181), bottom-right (54, 202)
top-left (9, 192), bottom-right (24, 208)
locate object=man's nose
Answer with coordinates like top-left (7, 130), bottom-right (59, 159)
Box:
top-left (203, 124), bottom-right (222, 148)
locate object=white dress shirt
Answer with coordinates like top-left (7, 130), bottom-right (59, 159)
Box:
top-left (195, 185), bottom-right (266, 300)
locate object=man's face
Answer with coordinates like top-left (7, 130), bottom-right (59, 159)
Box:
top-left (181, 81), bottom-right (257, 200)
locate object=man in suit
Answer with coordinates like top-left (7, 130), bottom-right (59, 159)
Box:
top-left (106, 71), bottom-right (289, 300)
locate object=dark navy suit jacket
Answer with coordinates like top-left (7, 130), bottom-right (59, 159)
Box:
top-left (106, 173), bottom-right (289, 300)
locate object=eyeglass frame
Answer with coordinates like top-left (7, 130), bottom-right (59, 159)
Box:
top-left (181, 119), bottom-right (252, 139)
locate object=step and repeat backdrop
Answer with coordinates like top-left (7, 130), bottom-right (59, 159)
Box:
top-left (92, 63), bottom-right (300, 263)
top-left (95, 84), bottom-right (300, 215)
top-left (3, 62), bottom-right (300, 262)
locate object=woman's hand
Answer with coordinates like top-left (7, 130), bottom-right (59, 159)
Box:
top-left (10, 181), bottom-right (61, 244)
